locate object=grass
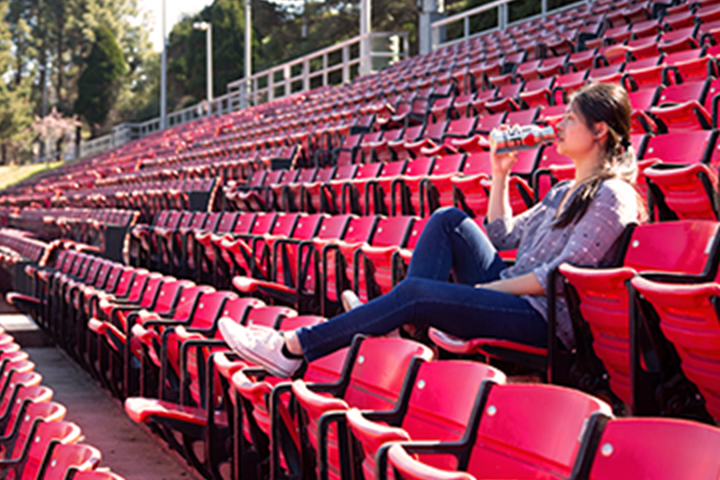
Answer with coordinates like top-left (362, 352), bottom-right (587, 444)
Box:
top-left (0, 162), bottom-right (64, 191)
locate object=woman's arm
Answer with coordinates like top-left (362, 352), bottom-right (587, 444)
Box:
top-left (486, 145), bottom-right (518, 224)
top-left (477, 272), bottom-right (545, 296)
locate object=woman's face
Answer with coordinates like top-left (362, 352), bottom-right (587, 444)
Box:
top-left (555, 102), bottom-right (601, 161)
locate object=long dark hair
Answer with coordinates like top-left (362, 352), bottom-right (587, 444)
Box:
top-left (554, 83), bottom-right (639, 228)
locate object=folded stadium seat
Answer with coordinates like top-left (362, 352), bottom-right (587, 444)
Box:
top-left (291, 166), bottom-right (335, 214)
top-left (659, 25), bottom-right (701, 53)
top-left (317, 164), bottom-right (359, 215)
top-left (0, 420), bottom-right (82, 479)
top-left (595, 44), bottom-right (631, 68)
top-left (128, 210), bottom-right (173, 267)
top-left (518, 77), bottom-right (556, 108)
top-left (227, 324), bottom-right (346, 480)
top-left (537, 55), bottom-right (569, 78)
top-left (131, 289), bottom-right (240, 394)
top-left (145, 210), bottom-right (185, 269)
top-left (223, 170), bottom-right (266, 207)
top-left (281, 168), bottom-right (319, 212)
top-left (290, 336), bottom-right (433, 480)
top-left (360, 128), bottom-right (402, 164)
top-left (403, 121), bottom-right (448, 158)
top-left (566, 49), bottom-right (597, 72)
top-left (588, 63), bottom-right (626, 85)
top-left (468, 60), bottom-right (502, 92)
top-left (0, 401), bottom-right (67, 469)
top-left (649, 80), bottom-right (713, 132)
top-left (215, 212), bottom-right (277, 287)
top-left (386, 124), bottom-right (425, 162)
top-left (92, 276), bottom-right (194, 397)
top-left (703, 77), bottom-right (720, 127)
top-left (558, 220), bottom-right (720, 415)
top-left (663, 48), bottom-right (718, 84)
top-left (644, 163), bottom-right (720, 220)
top-left (377, 383), bottom-right (611, 480)
top-left (629, 277), bottom-right (720, 423)
top-left (621, 56), bottom-right (663, 92)
top-left (180, 212), bottom-right (221, 278)
top-left (160, 211), bottom-right (208, 275)
top-left (531, 144), bottom-right (576, 203)
top-left (698, 18), bottom-right (720, 46)
top-left (346, 361), bottom-right (505, 480)
top-left (328, 215), bottom-right (414, 304)
top-left (574, 417), bottom-right (720, 480)
top-left (312, 215), bottom-right (377, 315)
top-left (343, 162), bottom-right (405, 216)
top-left (450, 91), bottom-right (484, 119)
top-left (504, 107), bottom-right (541, 126)
top-left (641, 130), bottom-right (719, 220)
top-left (452, 150), bottom-right (537, 218)
top-left (413, 154), bottom-right (467, 214)
top-left (267, 169), bottom-right (302, 212)
top-left (419, 117), bottom-right (479, 157)
top-left (513, 59), bottom-right (542, 82)
top-left (587, 25), bottom-right (629, 49)
top-left (428, 95), bottom-right (456, 123)
top-left (552, 70), bottom-right (589, 104)
top-left (229, 212), bottom-right (300, 282)
top-left (232, 215), bottom-right (351, 313)
top-left (0, 385), bottom-right (53, 438)
top-left (471, 112), bottom-right (507, 136)
top-left (480, 83), bottom-right (524, 115)
top-left (125, 303), bottom-right (293, 478)
top-left (205, 212), bottom-right (257, 281)
top-left (229, 169), bottom-right (285, 212)
top-left (36, 442), bottom-right (101, 480)
top-left (365, 157), bottom-right (432, 216)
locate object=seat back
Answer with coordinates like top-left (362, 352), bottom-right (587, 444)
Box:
top-left (249, 212), bottom-right (277, 235)
top-left (215, 212), bottom-right (239, 234)
top-left (151, 279), bottom-right (194, 316)
top-left (111, 267), bottom-right (137, 298)
top-left (362, 361), bottom-right (505, 477)
top-left (0, 385), bottom-right (53, 437)
top-left (623, 220), bottom-right (719, 275)
top-left (641, 130), bottom-right (714, 164)
top-left (17, 420), bottom-right (82, 480)
top-left (560, 221), bottom-right (720, 405)
top-left (466, 384), bottom-right (611, 479)
top-left (583, 418), bottom-right (720, 480)
top-left (37, 443), bottom-right (101, 480)
top-left (342, 338), bottom-right (434, 412)
top-left (232, 212), bottom-right (257, 234)
top-left (135, 273), bottom-right (163, 308)
top-left (629, 277), bottom-right (720, 422)
top-left (9, 401), bottom-right (67, 461)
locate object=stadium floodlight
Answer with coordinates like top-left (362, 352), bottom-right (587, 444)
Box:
top-left (193, 21), bottom-right (214, 104)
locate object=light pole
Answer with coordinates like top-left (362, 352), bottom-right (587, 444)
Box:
top-left (160, 0), bottom-right (167, 130)
top-left (193, 21), bottom-right (214, 104)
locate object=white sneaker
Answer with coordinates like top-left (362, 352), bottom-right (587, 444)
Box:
top-left (341, 290), bottom-right (364, 312)
top-left (218, 317), bottom-right (302, 378)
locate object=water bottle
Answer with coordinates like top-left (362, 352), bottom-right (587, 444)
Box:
top-left (489, 125), bottom-right (555, 153)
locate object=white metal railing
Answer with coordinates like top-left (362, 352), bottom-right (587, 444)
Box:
top-left (431, 0), bottom-right (591, 50)
top-left (71, 31), bottom-right (408, 161)
top-left (227, 31), bottom-right (409, 105)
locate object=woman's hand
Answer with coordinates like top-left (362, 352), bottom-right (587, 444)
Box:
top-left (489, 125), bottom-right (519, 177)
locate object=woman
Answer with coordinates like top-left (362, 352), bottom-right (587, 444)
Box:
top-left (219, 83), bottom-right (644, 377)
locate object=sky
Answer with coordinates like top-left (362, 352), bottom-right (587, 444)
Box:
top-left (138, 0), bottom-right (215, 52)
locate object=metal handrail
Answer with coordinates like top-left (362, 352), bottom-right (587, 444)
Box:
top-left (431, 0), bottom-right (591, 50)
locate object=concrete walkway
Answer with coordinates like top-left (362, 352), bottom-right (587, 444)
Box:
top-left (0, 299), bottom-right (200, 480)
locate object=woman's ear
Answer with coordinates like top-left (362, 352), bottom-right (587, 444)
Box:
top-left (593, 121), bottom-right (609, 141)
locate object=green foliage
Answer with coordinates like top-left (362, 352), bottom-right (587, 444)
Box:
top-left (73, 24), bottom-right (127, 136)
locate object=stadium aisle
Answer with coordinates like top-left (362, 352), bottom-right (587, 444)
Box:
top-left (0, 299), bottom-right (200, 480)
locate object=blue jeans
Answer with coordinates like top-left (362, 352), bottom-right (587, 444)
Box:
top-left (296, 207), bottom-right (547, 362)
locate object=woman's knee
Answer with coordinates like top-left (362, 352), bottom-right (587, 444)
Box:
top-left (393, 277), bottom-right (433, 303)
top-left (428, 206), bottom-right (469, 232)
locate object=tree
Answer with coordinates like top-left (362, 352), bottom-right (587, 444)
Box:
top-left (0, 0), bottom-right (33, 164)
top-left (74, 24), bottom-right (127, 137)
